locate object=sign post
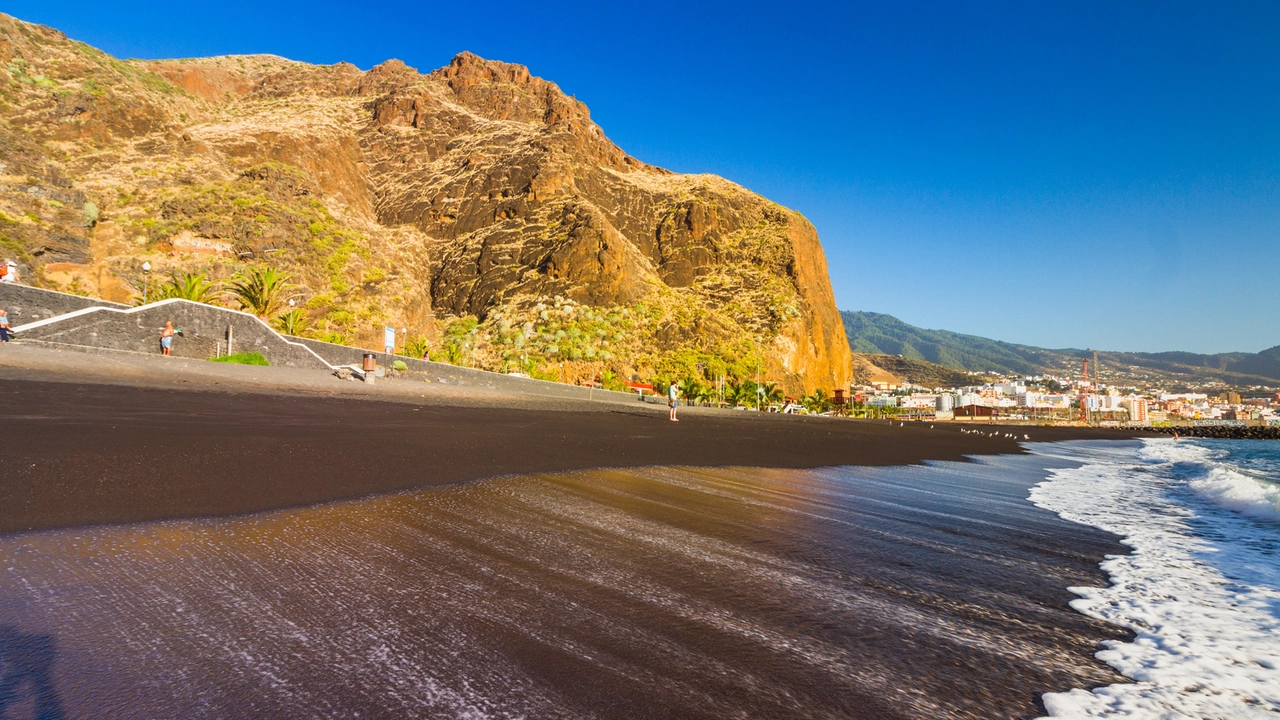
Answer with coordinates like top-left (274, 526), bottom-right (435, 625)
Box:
top-left (384, 326), bottom-right (396, 354)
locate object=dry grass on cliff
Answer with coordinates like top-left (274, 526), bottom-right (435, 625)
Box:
top-left (0, 13), bottom-right (850, 392)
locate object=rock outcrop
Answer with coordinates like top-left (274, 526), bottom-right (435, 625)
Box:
top-left (0, 14), bottom-right (851, 393)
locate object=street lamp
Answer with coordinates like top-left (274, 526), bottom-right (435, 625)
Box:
top-left (141, 261), bottom-right (151, 303)
top-left (753, 336), bottom-right (763, 411)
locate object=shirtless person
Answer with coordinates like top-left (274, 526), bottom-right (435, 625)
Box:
top-left (160, 321), bottom-right (175, 356)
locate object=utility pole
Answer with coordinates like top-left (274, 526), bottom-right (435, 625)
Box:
top-left (1093, 349), bottom-right (1100, 390)
top-left (1080, 358), bottom-right (1089, 423)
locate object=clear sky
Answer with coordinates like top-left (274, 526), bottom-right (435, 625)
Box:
top-left (8, 1), bottom-right (1279, 353)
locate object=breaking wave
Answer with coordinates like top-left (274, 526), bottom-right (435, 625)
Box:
top-left (1029, 438), bottom-right (1280, 718)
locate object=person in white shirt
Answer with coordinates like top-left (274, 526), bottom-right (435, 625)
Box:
top-left (0, 261), bottom-right (17, 283)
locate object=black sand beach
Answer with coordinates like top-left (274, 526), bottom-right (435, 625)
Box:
top-left (0, 345), bottom-right (1145, 718)
top-left (0, 344), bottom-right (1148, 532)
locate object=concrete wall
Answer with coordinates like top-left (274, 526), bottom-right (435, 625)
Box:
top-left (14, 299), bottom-right (332, 369)
top-left (1, 283), bottom-right (648, 403)
top-left (0, 283), bottom-right (127, 325)
top-left (294, 336), bottom-right (642, 404)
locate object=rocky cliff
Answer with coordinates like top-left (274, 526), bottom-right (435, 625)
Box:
top-left (0, 14), bottom-right (851, 393)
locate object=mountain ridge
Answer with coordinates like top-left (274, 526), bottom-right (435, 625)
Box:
top-left (842, 310), bottom-right (1280, 387)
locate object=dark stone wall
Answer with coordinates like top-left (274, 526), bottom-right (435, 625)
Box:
top-left (1145, 425), bottom-right (1280, 440)
top-left (16, 299), bottom-right (331, 369)
top-left (0, 283), bottom-right (127, 325)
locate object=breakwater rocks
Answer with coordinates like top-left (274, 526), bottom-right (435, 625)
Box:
top-left (1145, 425), bottom-right (1280, 440)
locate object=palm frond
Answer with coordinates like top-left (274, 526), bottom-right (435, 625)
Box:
top-left (229, 266), bottom-right (294, 317)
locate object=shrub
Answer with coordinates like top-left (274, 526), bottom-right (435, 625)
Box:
top-left (157, 271), bottom-right (221, 303)
top-left (403, 335), bottom-right (430, 359)
top-left (209, 352), bottom-right (270, 366)
top-left (273, 308), bottom-right (311, 336)
top-left (317, 331), bottom-right (349, 345)
top-left (392, 360), bottom-right (408, 371)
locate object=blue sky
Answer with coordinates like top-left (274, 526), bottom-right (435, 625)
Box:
top-left (8, 1), bottom-right (1279, 353)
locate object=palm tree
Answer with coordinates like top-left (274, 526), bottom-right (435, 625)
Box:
top-left (403, 335), bottom-right (430, 360)
top-left (681, 376), bottom-right (708, 406)
top-left (273, 308), bottom-right (311, 336)
top-left (158, 271), bottom-right (222, 304)
top-left (803, 388), bottom-right (832, 414)
top-left (600, 369), bottom-right (627, 392)
top-left (695, 384), bottom-right (716, 406)
top-left (760, 382), bottom-right (784, 407)
top-left (725, 379), bottom-right (755, 408)
top-left (432, 341), bottom-right (464, 365)
top-left (229, 266), bottom-right (294, 317)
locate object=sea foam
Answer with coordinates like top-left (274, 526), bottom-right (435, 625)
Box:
top-left (1143, 439), bottom-right (1280, 523)
top-left (1029, 439), bottom-right (1280, 718)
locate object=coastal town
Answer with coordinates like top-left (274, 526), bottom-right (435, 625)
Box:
top-left (642, 370), bottom-right (1280, 429)
top-left (845, 375), bottom-right (1280, 428)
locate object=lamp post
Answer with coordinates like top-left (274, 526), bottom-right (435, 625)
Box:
top-left (753, 336), bottom-right (762, 411)
top-left (141, 261), bottom-right (151, 303)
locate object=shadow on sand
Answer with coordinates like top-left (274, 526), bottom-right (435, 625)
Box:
top-left (0, 626), bottom-right (64, 720)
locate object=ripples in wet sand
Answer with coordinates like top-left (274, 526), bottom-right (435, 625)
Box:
top-left (0, 453), bottom-right (1129, 719)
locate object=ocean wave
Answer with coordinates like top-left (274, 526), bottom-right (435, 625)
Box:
top-left (1029, 439), bottom-right (1280, 719)
top-left (1140, 438), bottom-right (1280, 522)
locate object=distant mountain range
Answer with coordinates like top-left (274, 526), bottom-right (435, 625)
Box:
top-left (841, 311), bottom-right (1280, 389)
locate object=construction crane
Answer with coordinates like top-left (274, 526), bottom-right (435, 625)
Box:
top-left (1080, 357), bottom-right (1090, 423)
top-left (1093, 350), bottom-right (1101, 390)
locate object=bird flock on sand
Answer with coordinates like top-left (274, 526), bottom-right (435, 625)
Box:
top-left (889, 421), bottom-right (1032, 441)
top-left (958, 428), bottom-right (1031, 440)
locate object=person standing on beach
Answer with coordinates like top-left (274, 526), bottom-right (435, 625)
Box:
top-left (0, 308), bottom-right (10, 342)
top-left (160, 321), bottom-right (175, 356)
top-left (668, 380), bottom-right (680, 422)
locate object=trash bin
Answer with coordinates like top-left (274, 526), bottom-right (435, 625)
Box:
top-left (362, 353), bottom-right (377, 372)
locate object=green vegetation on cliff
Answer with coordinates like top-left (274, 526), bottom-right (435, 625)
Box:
top-left (0, 13), bottom-right (851, 394)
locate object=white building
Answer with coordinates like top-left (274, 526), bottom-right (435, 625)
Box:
top-left (995, 382), bottom-right (1025, 397)
top-left (902, 394), bottom-right (940, 409)
top-left (1160, 393), bottom-right (1209, 402)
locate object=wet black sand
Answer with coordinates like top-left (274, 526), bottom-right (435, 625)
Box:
top-left (0, 458), bottom-right (1134, 719)
top-left (0, 370), bottom-right (1147, 533)
top-left (0, 348), bottom-right (1146, 718)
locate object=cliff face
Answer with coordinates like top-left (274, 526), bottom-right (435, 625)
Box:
top-left (0, 14), bottom-right (851, 393)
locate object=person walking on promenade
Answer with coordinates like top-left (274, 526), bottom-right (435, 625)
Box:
top-left (668, 380), bottom-right (680, 422)
top-left (160, 321), bottom-right (175, 356)
top-left (0, 308), bottom-right (10, 342)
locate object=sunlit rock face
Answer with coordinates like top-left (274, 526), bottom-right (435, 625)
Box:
top-left (0, 15), bottom-right (850, 392)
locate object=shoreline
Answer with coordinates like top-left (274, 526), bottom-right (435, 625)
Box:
top-left (1, 344), bottom-right (1155, 533)
top-left (0, 344), bottom-right (1151, 717)
top-left (0, 451), bottom-right (1136, 718)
